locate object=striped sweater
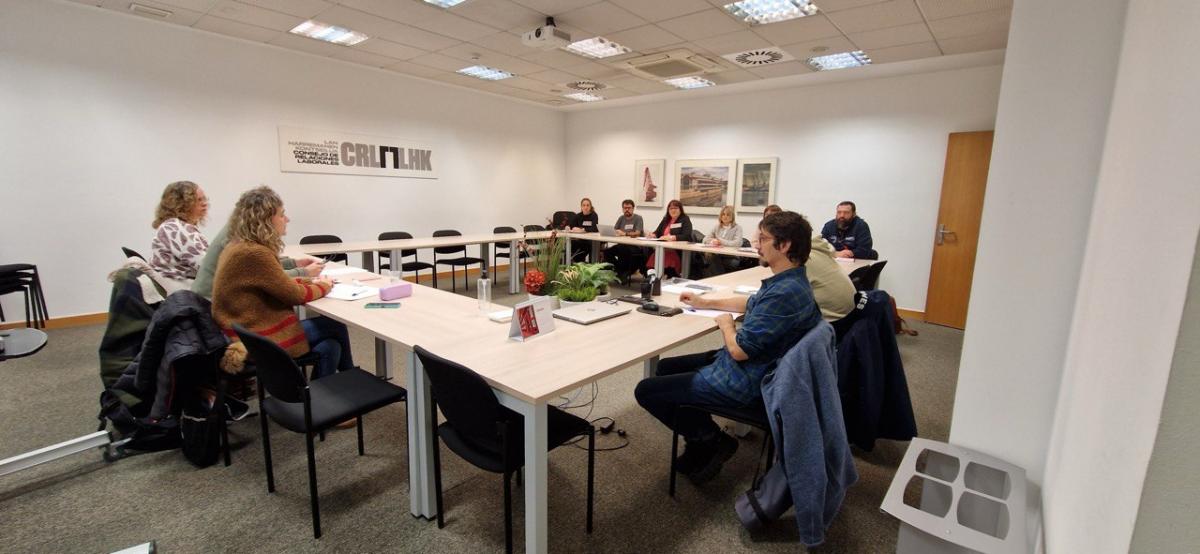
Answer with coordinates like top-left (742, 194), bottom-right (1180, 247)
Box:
top-left (211, 240), bottom-right (331, 358)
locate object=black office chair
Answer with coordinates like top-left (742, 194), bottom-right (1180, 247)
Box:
top-left (687, 230), bottom-right (710, 279)
top-left (414, 345), bottom-right (595, 554)
top-left (0, 264), bottom-right (48, 328)
top-left (377, 231), bottom-right (435, 284)
top-left (848, 260), bottom-right (888, 291)
top-left (550, 211), bottom-right (574, 230)
top-left (216, 351), bottom-right (319, 468)
top-left (737, 238), bottom-right (758, 270)
top-left (121, 247), bottom-right (146, 261)
top-left (432, 230), bottom-right (483, 293)
top-left (492, 226), bottom-right (526, 283)
top-left (232, 325), bottom-right (407, 539)
top-left (669, 404), bottom-right (774, 497)
top-left (299, 235), bottom-right (348, 264)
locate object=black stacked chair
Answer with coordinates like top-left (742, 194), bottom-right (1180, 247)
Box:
top-left (414, 345), bottom-right (595, 554)
top-left (377, 231), bottom-right (435, 284)
top-left (432, 230), bottom-right (483, 293)
top-left (669, 404), bottom-right (774, 497)
top-left (848, 260), bottom-right (888, 291)
top-left (299, 235), bottom-right (347, 264)
top-left (232, 325), bottom-right (407, 539)
top-left (492, 226), bottom-right (527, 283)
top-left (0, 264), bottom-right (48, 329)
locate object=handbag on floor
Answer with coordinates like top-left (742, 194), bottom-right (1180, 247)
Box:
top-left (180, 404), bottom-right (221, 468)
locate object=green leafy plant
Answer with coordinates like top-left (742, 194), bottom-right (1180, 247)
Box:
top-left (522, 230), bottom-right (566, 296)
top-left (552, 262), bottom-right (618, 302)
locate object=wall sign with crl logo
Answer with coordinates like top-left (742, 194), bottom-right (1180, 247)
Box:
top-left (278, 126), bottom-right (439, 179)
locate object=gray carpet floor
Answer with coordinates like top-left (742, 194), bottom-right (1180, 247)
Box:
top-left (0, 277), bottom-right (962, 553)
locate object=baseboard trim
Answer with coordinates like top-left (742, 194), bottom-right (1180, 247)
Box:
top-left (897, 308), bottom-right (925, 321)
top-left (1, 312), bottom-right (108, 330)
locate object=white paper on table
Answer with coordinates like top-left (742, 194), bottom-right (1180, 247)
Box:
top-left (834, 257), bottom-right (856, 264)
top-left (682, 307), bottom-right (734, 318)
top-left (488, 309), bottom-right (513, 323)
top-left (325, 283), bottom-right (378, 300)
top-left (320, 266), bottom-right (367, 277)
top-left (662, 283), bottom-right (705, 295)
top-left (636, 237), bottom-right (665, 241)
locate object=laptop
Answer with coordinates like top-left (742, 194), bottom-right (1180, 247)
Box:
top-left (597, 224), bottom-right (618, 237)
top-left (552, 301), bottom-right (632, 325)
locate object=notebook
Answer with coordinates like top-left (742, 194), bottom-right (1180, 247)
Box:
top-left (552, 301), bottom-right (632, 325)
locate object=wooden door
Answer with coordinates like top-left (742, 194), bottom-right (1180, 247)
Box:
top-left (925, 131), bottom-right (993, 329)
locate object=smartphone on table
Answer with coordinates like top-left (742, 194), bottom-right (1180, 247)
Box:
top-left (364, 302), bottom-right (401, 309)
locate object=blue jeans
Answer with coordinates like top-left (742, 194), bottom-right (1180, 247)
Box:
top-left (634, 349), bottom-right (743, 443)
top-left (302, 316), bottom-right (354, 380)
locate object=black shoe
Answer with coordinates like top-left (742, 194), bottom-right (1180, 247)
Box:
top-left (225, 397), bottom-right (254, 422)
top-left (687, 433), bottom-right (738, 484)
top-left (675, 441), bottom-right (714, 475)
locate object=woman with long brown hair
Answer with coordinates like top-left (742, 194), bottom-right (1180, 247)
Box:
top-left (149, 180), bottom-right (210, 286)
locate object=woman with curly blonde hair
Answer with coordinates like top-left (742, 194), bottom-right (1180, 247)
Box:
top-left (211, 186), bottom-right (354, 380)
top-left (149, 180), bottom-right (210, 285)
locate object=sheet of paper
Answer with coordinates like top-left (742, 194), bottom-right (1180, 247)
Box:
top-left (682, 307), bottom-right (734, 318)
top-left (488, 309), bottom-right (513, 323)
top-left (321, 266), bottom-right (368, 277)
top-left (636, 237), bottom-right (665, 241)
top-left (738, 246), bottom-right (757, 253)
top-left (325, 283), bottom-right (378, 301)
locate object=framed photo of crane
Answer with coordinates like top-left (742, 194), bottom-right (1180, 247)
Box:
top-left (634, 159), bottom-right (666, 208)
top-left (734, 157), bottom-right (778, 213)
top-left (675, 159), bottom-right (735, 215)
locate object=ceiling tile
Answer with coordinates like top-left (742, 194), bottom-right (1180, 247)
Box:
top-left (778, 35), bottom-right (858, 59)
top-left (693, 30), bottom-right (772, 56)
top-left (338, 0), bottom-right (446, 25)
top-left (815, 0), bottom-right (889, 12)
top-left (608, 0), bottom-right (710, 22)
top-left (562, 60), bottom-right (626, 79)
top-left (657, 9), bottom-right (745, 41)
top-left (384, 60), bottom-right (452, 79)
top-left (453, 0), bottom-right (547, 32)
top-left (823, 0), bottom-right (923, 33)
top-left (937, 29), bottom-right (1006, 54)
top-left (472, 31), bottom-right (534, 57)
top-left (520, 47), bottom-right (592, 69)
top-left (238, 0), bottom-right (332, 18)
top-left (331, 47), bottom-right (401, 68)
top-left (597, 87), bottom-right (638, 99)
top-left (192, 15), bottom-right (281, 42)
top-left (504, 76), bottom-right (565, 94)
top-left (927, 8), bottom-right (1011, 40)
top-left (355, 38), bottom-right (428, 60)
top-left (745, 60), bottom-right (812, 78)
top-left (100, 0), bottom-right (205, 25)
top-left (410, 51), bottom-right (475, 72)
top-left (510, 0), bottom-right (601, 16)
top-left (209, 0), bottom-right (304, 31)
top-left (429, 71), bottom-right (487, 87)
top-left (524, 68), bottom-right (581, 84)
top-left (917, 0), bottom-right (1012, 20)
top-left (750, 13), bottom-right (842, 45)
top-left (847, 21), bottom-right (933, 49)
top-left (606, 75), bottom-right (673, 93)
top-left (709, 68), bottom-right (760, 85)
top-left (558, 2), bottom-right (647, 36)
top-left (866, 40), bottom-right (941, 63)
top-left (418, 10), bottom-right (503, 41)
top-left (383, 22), bottom-right (463, 51)
top-left (267, 32), bottom-right (345, 56)
top-left (67, 0), bottom-right (103, 6)
top-left (314, 5), bottom-right (407, 39)
top-left (605, 24), bottom-right (686, 51)
top-left (438, 43), bottom-right (547, 74)
top-left (153, 0), bottom-right (220, 12)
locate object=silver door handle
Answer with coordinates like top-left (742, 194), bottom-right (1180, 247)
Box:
top-left (936, 224), bottom-right (957, 245)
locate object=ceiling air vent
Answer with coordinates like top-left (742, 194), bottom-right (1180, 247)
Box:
top-left (566, 80), bottom-right (607, 92)
top-left (129, 2), bottom-right (173, 18)
top-left (618, 49), bottom-right (722, 80)
top-left (723, 47), bottom-right (795, 68)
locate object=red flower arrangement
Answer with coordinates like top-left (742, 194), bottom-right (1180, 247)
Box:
top-left (523, 269), bottom-right (547, 295)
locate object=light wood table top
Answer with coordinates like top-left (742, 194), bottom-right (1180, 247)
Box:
top-left (283, 231), bottom-right (552, 258)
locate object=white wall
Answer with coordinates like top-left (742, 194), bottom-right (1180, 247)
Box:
top-left (1041, 0), bottom-right (1200, 550)
top-left (0, 0), bottom-right (565, 319)
top-left (949, 0), bottom-right (1127, 487)
top-left (563, 64), bottom-right (1003, 311)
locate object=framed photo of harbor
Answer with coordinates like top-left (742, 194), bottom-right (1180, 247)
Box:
top-left (735, 158), bottom-right (778, 213)
top-left (634, 159), bottom-right (666, 208)
top-left (675, 159), bottom-right (734, 215)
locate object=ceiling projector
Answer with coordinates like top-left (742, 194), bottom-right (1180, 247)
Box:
top-left (522, 17), bottom-right (571, 49)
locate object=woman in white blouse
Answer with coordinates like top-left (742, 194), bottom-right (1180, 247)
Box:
top-left (703, 205), bottom-right (744, 275)
top-left (149, 180), bottom-right (210, 287)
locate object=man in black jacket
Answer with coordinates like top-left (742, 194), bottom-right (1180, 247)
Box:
top-left (821, 201), bottom-right (878, 260)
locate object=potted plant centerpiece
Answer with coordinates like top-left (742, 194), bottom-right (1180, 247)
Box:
top-left (521, 229), bottom-right (566, 308)
top-left (552, 262), bottom-right (619, 307)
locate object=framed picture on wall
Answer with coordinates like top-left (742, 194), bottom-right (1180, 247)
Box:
top-left (675, 159), bottom-right (735, 215)
top-left (634, 159), bottom-right (666, 208)
top-left (734, 158), bottom-right (778, 213)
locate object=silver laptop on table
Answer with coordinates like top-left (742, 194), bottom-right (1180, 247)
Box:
top-left (597, 224), bottom-right (618, 237)
top-left (552, 301), bottom-right (632, 325)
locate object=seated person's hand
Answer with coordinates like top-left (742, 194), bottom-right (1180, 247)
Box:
top-left (709, 239), bottom-right (721, 246)
top-left (296, 257), bottom-right (316, 267)
top-left (663, 234), bottom-right (676, 241)
top-left (313, 277), bottom-right (334, 289)
top-left (304, 263), bottom-right (324, 277)
top-left (679, 291), bottom-right (703, 307)
top-left (715, 312), bottom-right (735, 330)
top-left (835, 249), bottom-right (854, 258)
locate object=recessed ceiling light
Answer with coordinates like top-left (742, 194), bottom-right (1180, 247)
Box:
top-left (423, 0), bottom-right (468, 7)
top-left (664, 76), bottom-right (715, 89)
top-left (129, 3), bottom-right (172, 18)
top-left (723, 0), bottom-right (819, 25)
top-left (457, 65), bottom-right (514, 80)
top-left (564, 37), bottom-right (631, 59)
top-left (289, 20), bottom-right (369, 46)
top-left (807, 50), bottom-right (871, 71)
top-left (564, 92), bottom-right (604, 102)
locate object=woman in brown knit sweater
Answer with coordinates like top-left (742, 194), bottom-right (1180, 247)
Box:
top-left (212, 186), bottom-right (355, 379)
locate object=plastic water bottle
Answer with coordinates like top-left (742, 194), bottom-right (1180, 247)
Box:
top-left (477, 270), bottom-right (491, 315)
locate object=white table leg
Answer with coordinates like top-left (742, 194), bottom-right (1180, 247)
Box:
top-left (498, 392), bottom-right (548, 554)
top-left (480, 242), bottom-right (491, 276)
top-left (644, 355), bottom-right (659, 378)
top-left (406, 350), bottom-right (437, 520)
top-left (654, 245), bottom-right (665, 279)
top-left (362, 251), bottom-right (375, 272)
top-left (374, 339), bottom-right (391, 379)
top-left (681, 250), bottom-right (691, 278)
top-left (564, 234), bottom-right (572, 264)
top-left (508, 238), bottom-right (520, 294)
top-left (590, 240), bottom-right (601, 262)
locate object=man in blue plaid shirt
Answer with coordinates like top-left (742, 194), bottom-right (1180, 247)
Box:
top-left (635, 211), bottom-right (822, 483)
